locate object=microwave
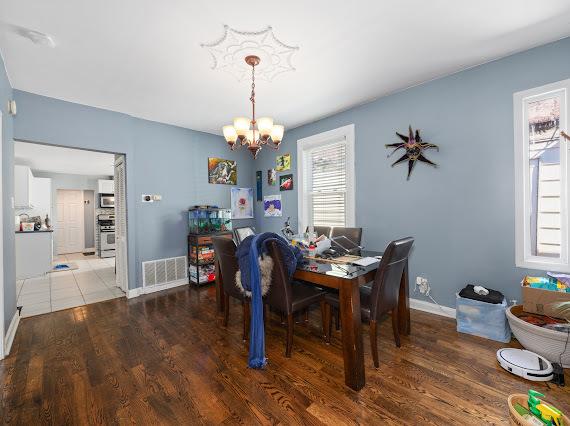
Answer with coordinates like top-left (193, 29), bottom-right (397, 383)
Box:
top-left (100, 193), bottom-right (115, 208)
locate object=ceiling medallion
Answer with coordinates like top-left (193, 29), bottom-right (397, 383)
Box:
top-left (201, 25), bottom-right (299, 82)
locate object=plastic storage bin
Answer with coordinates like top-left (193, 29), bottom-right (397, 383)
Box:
top-left (456, 294), bottom-right (511, 343)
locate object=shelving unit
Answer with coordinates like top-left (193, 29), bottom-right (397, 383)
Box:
top-left (187, 206), bottom-right (232, 286)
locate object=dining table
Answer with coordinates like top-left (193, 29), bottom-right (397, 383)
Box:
top-left (214, 250), bottom-right (410, 392)
top-left (293, 250), bottom-right (410, 391)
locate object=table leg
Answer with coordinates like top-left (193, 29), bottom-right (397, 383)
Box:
top-left (398, 259), bottom-right (411, 335)
top-left (215, 259), bottom-right (225, 313)
top-left (339, 280), bottom-right (365, 391)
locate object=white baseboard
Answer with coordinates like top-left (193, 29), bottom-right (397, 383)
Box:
top-left (4, 311), bottom-right (21, 356)
top-left (410, 298), bottom-right (456, 319)
top-left (127, 279), bottom-right (188, 299)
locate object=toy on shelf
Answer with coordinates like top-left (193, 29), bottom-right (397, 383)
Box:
top-left (528, 390), bottom-right (564, 426)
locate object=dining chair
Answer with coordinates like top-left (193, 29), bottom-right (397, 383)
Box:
top-left (265, 240), bottom-right (328, 357)
top-left (234, 226), bottom-right (256, 244)
top-left (305, 225), bottom-right (332, 239)
top-left (330, 227), bottom-right (363, 245)
top-left (211, 236), bottom-right (250, 341)
top-left (324, 237), bottom-right (414, 367)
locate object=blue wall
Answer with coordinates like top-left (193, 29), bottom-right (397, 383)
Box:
top-left (10, 91), bottom-right (255, 298)
top-left (0, 55), bottom-right (15, 332)
top-left (254, 37), bottom-right (570, 308)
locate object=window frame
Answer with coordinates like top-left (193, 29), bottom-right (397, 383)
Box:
top-left (514, 79), bottom-right (570, 272)
top-left (297, 124), bottom-right (355, 234)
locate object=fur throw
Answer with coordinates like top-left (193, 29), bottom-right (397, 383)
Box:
top-left (235, 255), bottom-right (273, 297)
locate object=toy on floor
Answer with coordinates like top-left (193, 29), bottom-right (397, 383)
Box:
top-left (528, 390), bottom-right (564, 426)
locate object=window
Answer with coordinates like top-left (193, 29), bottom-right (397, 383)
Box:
top-left (297, 124), bottom-right (355, 232)
top-left (514, 79), bottom-right (570, 271)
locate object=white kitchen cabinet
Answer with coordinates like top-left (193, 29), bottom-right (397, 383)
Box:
top-left (15, 165), bottom-right (35, 209)
top-left (15, 231), bottom-right (53, 279)
top-left (30, 177), bottom-right (52, 219)
top-left (98, 179), bottom-right (114, 194)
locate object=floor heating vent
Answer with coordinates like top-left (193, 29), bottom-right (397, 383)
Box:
top-left (142, 256), bottom-right (188, 289)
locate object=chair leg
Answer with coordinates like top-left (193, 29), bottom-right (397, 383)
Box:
top-left (334, 308), bottom-right (340, 331)
top-left (322, 301), bottom-right (331, 343)
top-left (304, 309), bottom-right (309, 325)
top-left (392, 309), bottom-right (401, 348)
top-left (285, 313), bottom-right (294, 357)
top-left (370, 319), bottom-right (379, 368)
top-left (223, 294), bottom-right (230, 327)
top-left (242, 301), bottom-right (250, 341)
top-left (280, 313), bottom-right (285, 325)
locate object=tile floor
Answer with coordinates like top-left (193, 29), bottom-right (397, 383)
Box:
top-left (16, 253), bottom-right (124, 318)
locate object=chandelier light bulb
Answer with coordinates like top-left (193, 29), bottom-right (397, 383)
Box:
top-left (233, 117), bottom-right (250, 137)
top-left (257, 117), bottom-right (274, 139)
top-left (271, 125), bottom-right (284, 143)
top-left (223, 125), bottom-right (237, 143)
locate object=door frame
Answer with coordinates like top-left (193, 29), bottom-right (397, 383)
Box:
top-left (0, 111), bottom-right (4, 359)
top-left (13, 139), bottom-right (130, 294)
top-left (56, 189), bottom-right (86, 255)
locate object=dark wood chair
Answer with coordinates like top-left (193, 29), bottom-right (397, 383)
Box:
top-left (305, 225), bottom-right (331, 238)
top-left (265, 240), bottom-right (327, 357)
top-left (324, 237), bottom-right (414, 367)
top-left (330, 227), bottom-right (363, 245)
top-left (212, 236), bottom-right (250, 341)
top-left (234, 226), bottom-right (256, 244)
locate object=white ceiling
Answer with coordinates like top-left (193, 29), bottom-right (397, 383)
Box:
top-left (15, 142), bottom-right (115, 176)
top-left (1, 1), bottom-right (570, 135)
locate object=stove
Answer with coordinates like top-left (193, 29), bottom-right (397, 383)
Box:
top-left (98, 214), bottom-right (115, 258)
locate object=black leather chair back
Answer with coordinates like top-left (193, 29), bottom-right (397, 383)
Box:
top-left (265, 240), bottom-right (294, 315)
top-left (211, 236), bottom-right (242, 300)
top-left (369, 237), bottom-right (414, 320)
top-left (330, 227), bottom-right (363, 245)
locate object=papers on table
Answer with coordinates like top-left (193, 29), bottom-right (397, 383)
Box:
top-left (351, 257), bottom-right (380, 267)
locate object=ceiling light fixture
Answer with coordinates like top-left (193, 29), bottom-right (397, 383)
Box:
top-left (222, 55), bottom-right (284, 159)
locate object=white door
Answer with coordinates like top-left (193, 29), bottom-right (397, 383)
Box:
top-left (114, 156), bottom-right (128, 292)
top-left (56, 190), bottom-right (85, 254)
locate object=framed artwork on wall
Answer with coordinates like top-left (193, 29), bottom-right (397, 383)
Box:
top-left (208, 158), bottom-right (237, 185)
top-left (263, 195), bottom-right (282, 217)
top-left (276, 153), bottom-right (291, 171)
top-left (231, 187), bottom-right (254, 219)
top-left (279, 174), bottom-right (293, 191)
top-left (268, 168), bottom-right (277, 185)
top-left (256, 171), bottom-right (262, 201)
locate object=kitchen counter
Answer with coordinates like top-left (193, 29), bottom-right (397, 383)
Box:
top-left (15, 229), bottom-right (54, 234)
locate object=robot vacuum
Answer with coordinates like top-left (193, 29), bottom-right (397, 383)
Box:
top-left (497, 348), bottom-right (553, 381)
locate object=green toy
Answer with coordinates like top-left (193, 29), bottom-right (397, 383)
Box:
top-left (528, 390), bottom-right (564, 426)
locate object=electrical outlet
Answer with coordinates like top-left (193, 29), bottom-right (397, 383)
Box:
top-left (415, 276), bottom-right (430, 295)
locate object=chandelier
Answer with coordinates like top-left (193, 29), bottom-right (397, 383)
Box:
top-left (222, 55), bottom-right (284, 159)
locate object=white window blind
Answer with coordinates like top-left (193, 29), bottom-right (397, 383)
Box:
top-left (309, 141), bottom-right (347, 227)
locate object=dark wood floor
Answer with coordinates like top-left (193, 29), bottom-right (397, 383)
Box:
top-left (1, 285), bottom-right (568, 425)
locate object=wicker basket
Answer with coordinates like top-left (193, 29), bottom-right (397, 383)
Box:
top-left (508, 394), bottom-right (569, 426)
top-left (506, 305), bottom-right (570, 368)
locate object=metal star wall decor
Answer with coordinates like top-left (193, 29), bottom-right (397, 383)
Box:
top-left (385, 126), bottom-right (439, 180)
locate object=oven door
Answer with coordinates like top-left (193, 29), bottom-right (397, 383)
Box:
top-left (101, 231), bottom-right (116, 250)
top-left (100, 194), bottom-right (115, 208)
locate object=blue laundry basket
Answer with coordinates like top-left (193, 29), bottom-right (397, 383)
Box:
top-left (456, 294), bottom-right (511, 343)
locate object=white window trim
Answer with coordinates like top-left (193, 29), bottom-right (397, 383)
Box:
top-left (514, 79), bottom-right (570, 272)
top-left (297, 124), bottom-right (355, 234)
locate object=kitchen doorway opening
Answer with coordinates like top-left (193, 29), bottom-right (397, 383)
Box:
top-left (13, 141), bottom-right (129, 319)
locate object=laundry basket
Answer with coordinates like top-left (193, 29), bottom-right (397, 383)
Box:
top-left (456, 294), bottom-right (511, 343)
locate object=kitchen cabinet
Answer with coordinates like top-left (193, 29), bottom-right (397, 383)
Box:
top-left (14, 165), bottom-right (34, 209)
top-left (98, 179), bottom-right (114, 194)
top-left (30, 177), bottom-right (52, 219)
top-left (15, 231), bottom-right (53, 279)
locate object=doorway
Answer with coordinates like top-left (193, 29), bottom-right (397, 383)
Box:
top-left (13, 141), bottom-right (129, 317)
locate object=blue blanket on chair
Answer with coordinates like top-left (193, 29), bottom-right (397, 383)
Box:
top-left (236, 232), bottom-right (302, 368)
